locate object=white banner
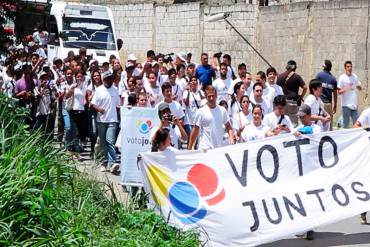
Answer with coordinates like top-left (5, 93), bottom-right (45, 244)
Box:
top-left (121, 107), bottom-right (159, 185)
top-left (140, 129), bottom-right (370, 246)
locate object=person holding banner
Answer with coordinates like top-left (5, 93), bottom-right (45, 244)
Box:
top-left (188, 85), bottom-right (235, 150)
top-left (294, 104), bottom-right (321, 136)
top-left (240, 104), bottom-right (273, 142)
top-left (304, 79), bottom-right (331, 131)
top-left (151, 102), bottom-right (187, 149)
top-left (151, 128), bottom-right (171, 152)
top-left (263, 95), bottom-right (293, 135)
top-left (354, 109), bottom-right (369, 224)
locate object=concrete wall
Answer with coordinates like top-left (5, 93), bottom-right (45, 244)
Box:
top-left (257, 0), bottom-right (370, 106)
top-left (73, 0), bottom-right (370, 107)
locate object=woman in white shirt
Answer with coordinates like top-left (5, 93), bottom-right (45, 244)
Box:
top-left (228, 81), bottom-right (246, 119)
top-left (146, 72), bottom-right (163, 107)
top-left (233, 95), bottom-right (252, 142)
top-left (86, 70), bottom-right (102, 156)
top-left (241, 104), bottom-right (273, 142)
top-left (66, 71), bottom-right (88, 153)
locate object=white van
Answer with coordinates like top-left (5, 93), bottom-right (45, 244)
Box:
top-left (17, 0), bottom-right (119, 64)
top-left (48, 1), bottom-right (119, 64)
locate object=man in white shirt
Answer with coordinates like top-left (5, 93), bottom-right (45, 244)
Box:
top-left (266, 67), bottom-right (284, 96)
top-left (304, 79), bottom-right (331, 131)
top-left (212, 63), bottom-right (232, 102)
top-left (91, 71), bottom-right (120, 173)
top-left (158, 82), bottom-right (185, 123)
top-left (263, 95), bottom-right (293, 135)
top-left (338, 60), bottom-right (362, 128)
top-left (250, 82), bottom-right (272, 114)
top-left (188, 86), bottom-right (235, 150)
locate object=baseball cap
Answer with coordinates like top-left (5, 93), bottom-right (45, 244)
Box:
top-left (286, 60), bottom-right (297, 70)
top-left (297, 104), bottom-right (311, 117)
top-left (89, 59), bottom-right (97, 67)
top-left (157, 102), bottom-right (170, 112)
top-left (128, 53), bottom-right (138, 61)
top-left (102, 71), bottom-right (114, 80)
top-left (39, 71), bottom-right (48, 79)
top-left (176, 52), bottom-right (187, 62)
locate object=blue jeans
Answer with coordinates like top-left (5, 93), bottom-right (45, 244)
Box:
top-left (97, 122), bottom-right (117, 167)
top-left (342, 106), bottom-right (359, 128)
top-left (62, 109), bottom-right (75, 151)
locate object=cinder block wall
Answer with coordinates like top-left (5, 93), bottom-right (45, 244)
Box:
top-left (68, 0), bottom-right (370, 108)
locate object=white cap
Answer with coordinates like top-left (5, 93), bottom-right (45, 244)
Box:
top-left (176, 52), bottom-right (187, 62)
top-left (89, 59), bottom-right (98, 67)
top-left (128, 53), bottom-right (138, 61)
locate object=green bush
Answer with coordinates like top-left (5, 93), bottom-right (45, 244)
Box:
top-left (0, 94), bottom-right (199, 246)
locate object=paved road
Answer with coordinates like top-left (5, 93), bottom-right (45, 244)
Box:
top-left (261, 216), bottom-right (370, 246)
top-left (75, 147), bottom-right (370, 247)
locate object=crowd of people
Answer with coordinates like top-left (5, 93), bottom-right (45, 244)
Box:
top-left (1, 32), bottom-right (369, 238)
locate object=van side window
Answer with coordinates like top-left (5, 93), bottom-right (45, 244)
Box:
top-left (48, 16), bottom-right (59, 45)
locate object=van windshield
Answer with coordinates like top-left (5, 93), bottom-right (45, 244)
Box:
top-left (62, 17), bottom-right (116, 50)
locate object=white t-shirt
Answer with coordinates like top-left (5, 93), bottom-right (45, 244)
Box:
top-left (262, 85), bottom-right (277, 105)
top-left (91, 85), bottom-right (120, 123)
top-left (213, 78), bottom-right (232, 102)
top-left (232, 111), bottom-right (252, 131)
top-left (304, 94), bottom-right (326, 117)
top-left (268, 83), bottom-right (284, 96)
top-left (176, 77), bottom-right (188, 91)
top-left (357, 108), bottom-right (370, 127)
top-left (71, 82), bottom-right (88, 111)
top-left (250, 96), bottom-right (272, 114)
top-left (263, 112), bottom-right (293, 133)
top-left (171, 83), bottom-right (183, 103)
top-left (145, 85), bottom-right (163, 106)
top-left (241, 123), bottom-right (270, 142)
top-left (338, 73), bottom-right (361, 109)
top-left (194, 104), bottom-right (229, 150)
top-left (151, 125), bottom-right (183, 149)
top-left (304, 94), bottom-right (329, 130)
top-left (183, 90), bottom-right (204, 125)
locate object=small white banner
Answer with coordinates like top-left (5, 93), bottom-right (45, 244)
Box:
top-left (140, 129), bottom-right (370, 246)
top-left (120, 107), bottom-right (159, 185)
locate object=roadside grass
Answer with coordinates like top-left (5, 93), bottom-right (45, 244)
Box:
top-left (0, 94), bottom-right (199, 246)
